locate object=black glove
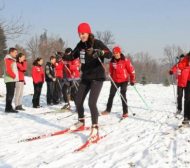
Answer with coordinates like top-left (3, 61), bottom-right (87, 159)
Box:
top-left (130, 82), bottom-right (135, 86)
top-left (169, 71), bottom-right (173, 75)
top-left (66, 64), bottom-right (70, 69)
top-left (92, 49), bottom-right (104, 58)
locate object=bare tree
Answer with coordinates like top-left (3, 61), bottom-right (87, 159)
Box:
top-left (95, 30), bottom-right (115, 49)
top-left (0, 1), bottom-right (32, 39)
top-left (163, 45), bottom-right (184, 68)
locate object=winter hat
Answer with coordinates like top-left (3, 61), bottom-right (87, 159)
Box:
top-left (78, 23), bottom-right (91, 34)
top-left (180, 54), bottom-right (185, 58)
top-left (112, 47), bottom-right (121, 53)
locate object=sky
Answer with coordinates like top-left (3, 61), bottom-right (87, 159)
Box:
top-left (1, 0), bottom-right (190, 58)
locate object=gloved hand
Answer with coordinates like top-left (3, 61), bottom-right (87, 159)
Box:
top-left (92, 49), bottom-right (104, 58)
top-left (169, 71), bottom-right (173, 75)
top-left (130, 82), bottom-right (135, 86)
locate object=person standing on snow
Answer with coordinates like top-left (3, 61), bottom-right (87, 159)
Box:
top-left (101, 47), bottom-right (135, 118)
top-left (45, 56), bottom-right (56, 106)
top-left (69, 23), bottom-right (112, 140)
top-left (53, 52), bottom-right (65, 104)
top-left (15, 53), bottom-right (27, 111)
top-left (32, 58), bottom-right (44, 108)
top-left (169, 54), bottom-right (189, 114)
top-left (178, 52), bottom-right (190, 125)
top-left (61, 47), bottom-right (81, 111)
top-left (4, 48), bottom-right (19, 113)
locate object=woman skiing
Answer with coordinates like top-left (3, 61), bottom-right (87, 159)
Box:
top-left (102, 46), bottom-right (135, 117)
top-left (15, 53), bottom-right (27, 110)
top-left (32, 58), bottom-right (44, 108)
top-left (69, 23), bottom-right (112, 141)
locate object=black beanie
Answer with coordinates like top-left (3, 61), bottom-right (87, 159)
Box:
top-left (180, 54), bottom-right (185, 58)
top-left (65, 48), bottom-right (73, 54)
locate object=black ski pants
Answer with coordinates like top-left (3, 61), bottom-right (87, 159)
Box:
top-left (106, 81), bottom-right (128, 114)
top-left (46, 81), bottom-right (55, 104)
top-left (184, 81), bottom-right (190, 119)
top-left (76, 80), bottom-right (103, 125)
top-left (177, 86), bottom-right (184, 111)
top-left (32, 82), bottom-right (43, 107)
top-left (5, 82), bottom-right (16, 110)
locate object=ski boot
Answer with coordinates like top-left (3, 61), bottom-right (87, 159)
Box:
top-left (61, 103), bottom-right (71, 110)
top-left (176, 109), bottom-right (181, 115)
top-left (182, 117), bottom-right (189, 126)
top-left (88, 124), bottom-right (99, 143)
top-left (101, 110), bottom-right (110, 115)
top-left (19, 105), bottom-right (25, 111)
top-left (123, 113), bottom-right (129, 118)
top-left (69, 117), bottom-right (85, 132)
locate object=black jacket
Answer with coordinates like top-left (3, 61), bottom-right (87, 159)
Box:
top-left (73, 39), bottom-right (112, 81)
top-left (45, 62), bottom-right (55, 82)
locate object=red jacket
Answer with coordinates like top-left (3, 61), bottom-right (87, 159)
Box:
top-left (54, 61), bottom-right (65, 78)
top-left (169, 63), bottom-right (189, 87)
top-left (178, 55), bottom-right (190, 85)
top-left (63, 58), bottom-right (80, 79)
top-left (109, 54), bottom-right (135, 83)
top-left (17, 61), bottom-right (27, 82)
top-left (32, 65), bottom-right (44, 84)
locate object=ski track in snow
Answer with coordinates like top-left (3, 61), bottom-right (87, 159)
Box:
top-left (0, 77), bottom-right (190, 168)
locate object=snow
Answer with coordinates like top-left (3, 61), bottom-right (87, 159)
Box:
top-left (0, 77), bottom-right (190, 168)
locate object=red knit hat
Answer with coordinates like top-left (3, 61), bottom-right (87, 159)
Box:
top-left (112, 47), bottom-right (121, 53)
top-left (78, 23), bottom-right (91, 34)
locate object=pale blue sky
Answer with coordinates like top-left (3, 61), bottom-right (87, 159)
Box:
top-left (1, 0), bottom-right (190, 58)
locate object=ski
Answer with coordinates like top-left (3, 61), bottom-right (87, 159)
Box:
top-left (57, 112), bottom-right (77, 120)
top-left (74, 134), bottom-right (107, 152)
top-left (18, 126), bottom-right (90, 143)
top-left (35, 108), bottom-right (72, 115)
top-left (119, 117), bottom-right (128, 123)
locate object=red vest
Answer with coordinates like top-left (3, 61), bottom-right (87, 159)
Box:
top-left (17, 61), bottom-right (27, 82)
top-left (54, 62), bottom-right (65, 78)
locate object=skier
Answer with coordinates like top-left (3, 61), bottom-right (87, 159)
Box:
top-left (178, 52), bottom-right (190, 125)
top-left (169, 54), bottom-right (189, 114)
top-left (32, 58), bottom-right (44, 108)
top-left (53, 52), bottom-right (65, 104)
top-left (15, 53), bottom-right (27, 111)
top-left (69, 23), bottom-right (112, 140)
top-left (45, 56), bottom-right (56, 106)
top-left (4, 48), bottom-right (19, 113)
top-left (62, 47), bottom-right (81, 111)
top-left (101, 46), bottom-right (135, 117)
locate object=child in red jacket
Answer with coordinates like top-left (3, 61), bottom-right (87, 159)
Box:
top-left (32, 58), bottom-right (44, 108)
top-left (62, 48), bottom-right (81, 110)
top-left (15, 53), bottom-right (27, 110)
top-left (102, 46), bottom-right (135, 118)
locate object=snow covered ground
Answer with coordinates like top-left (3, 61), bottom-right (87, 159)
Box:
top-left (0, 77), bottom-right (190, 168)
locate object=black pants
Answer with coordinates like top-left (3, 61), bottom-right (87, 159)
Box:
top-left (76, 80), bottom-right (103, 125)
top-left (32, 82), bottom-right (43, 107)
top-left (5, 82), bottom-right (16, 110)
top-left (53, 77), bottom-right (62, 103)
top-left (106, 82), bottom-right (128, 114)
top-left (46, 81), bottom-right (55, 104)
top-left (184, 81), bottom-right (190, 119)
top-left (62, 80), bottom-right (80, 105)
top-left (177, 86), bottom-right (184, 111)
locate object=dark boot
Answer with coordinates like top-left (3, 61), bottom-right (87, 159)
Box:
top-left (19, 105), bottom-right (25, 111)
top-left (15, 106), bottom-right (20, 110)
top-left (5, 109), bottom-right (18, 113)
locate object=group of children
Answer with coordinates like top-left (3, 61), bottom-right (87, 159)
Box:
top-left (4, 22), bottom-right (190, 142)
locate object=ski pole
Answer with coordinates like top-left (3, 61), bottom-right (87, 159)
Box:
top-left (61, 60), bottom-right (79, 91)
top-left (132, 85), bottom-right (150, 111)
top-left (98, 57), bottom-right (135, 116)
top-left (171, 75), bottom-right (176, 104)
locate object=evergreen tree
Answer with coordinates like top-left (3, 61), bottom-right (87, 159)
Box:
top-left (163, 77), bottom-right (170, 87)
top-left (141, 72), bottom-right (148, 85)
